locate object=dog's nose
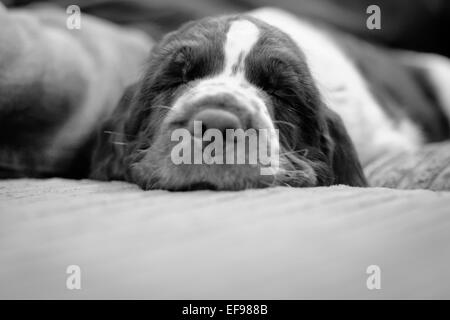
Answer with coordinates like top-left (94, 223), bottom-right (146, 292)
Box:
top-left (188, 108), bottom-right (242, 136)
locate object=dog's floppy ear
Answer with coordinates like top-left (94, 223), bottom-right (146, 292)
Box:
top-left (89, 84), bottom-right (139, 181)
top-left (322, 108), bottom-right (368, 187)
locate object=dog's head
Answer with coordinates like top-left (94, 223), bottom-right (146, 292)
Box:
top-left (90, 15), bottom-right (367, 190)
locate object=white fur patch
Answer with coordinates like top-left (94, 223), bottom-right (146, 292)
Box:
top-left (223, 19), bottom-right (260, 77)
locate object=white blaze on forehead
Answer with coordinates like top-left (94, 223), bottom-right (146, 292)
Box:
top-left (223, 19), bottom-right (260, 76)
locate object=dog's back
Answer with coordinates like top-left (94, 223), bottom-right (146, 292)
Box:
top-left (0, 4), bottom-right (151, 178)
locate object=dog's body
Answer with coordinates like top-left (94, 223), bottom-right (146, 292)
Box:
top-left (2, 7), bottom-right (450, 190)
top-left (0, 3), bottom-right (151, 178)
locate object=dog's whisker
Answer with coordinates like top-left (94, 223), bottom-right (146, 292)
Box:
top-left (272, 120), bottom-right (297, 129)
top-left (279, 149), bottom-right (309, 157)
top-left (104, 130), bottom-right (137, 138)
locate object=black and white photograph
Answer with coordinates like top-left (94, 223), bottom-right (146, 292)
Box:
top-left (0, 0), bottom-right (449, 306)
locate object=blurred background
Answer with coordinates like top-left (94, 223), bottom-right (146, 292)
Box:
top-left (3, 0), bottom-right (450, 57)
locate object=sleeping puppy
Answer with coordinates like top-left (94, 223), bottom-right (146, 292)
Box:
top-left (2, 7), bottom-right (449, 190)
top-left (89, 8), bottom-right (450, 190)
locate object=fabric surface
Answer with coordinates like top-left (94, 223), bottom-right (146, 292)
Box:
top-left (366, 142), bottom-right (450, 191)
top-left (1, 178), bottom-right (449, 299)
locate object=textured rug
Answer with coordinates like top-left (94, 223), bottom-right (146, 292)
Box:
top-left (1, 178), bottom-right (449, 299)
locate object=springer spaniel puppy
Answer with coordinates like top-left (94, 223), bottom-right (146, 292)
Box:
top-left (89, 8), bottom-right (450, 190)
top-left (3, 8), bottom-right (450, 190)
